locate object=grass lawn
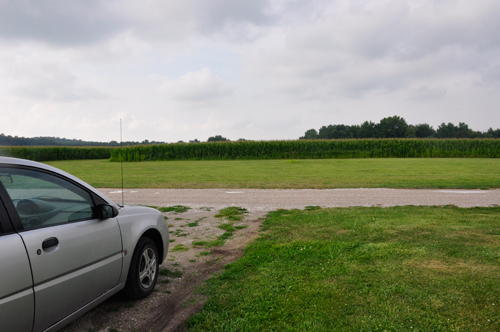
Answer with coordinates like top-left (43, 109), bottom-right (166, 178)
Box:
top-left (45, 158), bottom-right (500, 189)
top-left (187, 206), bottom-right (500, 331)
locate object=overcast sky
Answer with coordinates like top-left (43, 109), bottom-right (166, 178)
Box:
top-left (1, 0), bottom-right (499, 142)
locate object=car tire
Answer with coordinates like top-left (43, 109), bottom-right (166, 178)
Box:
top-left (124, 237), bottom-right (159, 299)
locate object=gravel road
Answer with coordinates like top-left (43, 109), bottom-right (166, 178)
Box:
top-left (99, 188), bottom-right (500, 211)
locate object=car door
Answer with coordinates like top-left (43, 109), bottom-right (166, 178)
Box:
top-left (0, 166), bottom-right (123, 332)
top-left (0, 184), bottom-right (35, 332)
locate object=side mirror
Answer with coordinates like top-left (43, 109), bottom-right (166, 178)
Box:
top-left (96, 204), bottom-right (119, 219)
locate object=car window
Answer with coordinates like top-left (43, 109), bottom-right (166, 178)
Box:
top-left (0, 167), bottom-right (95, 230)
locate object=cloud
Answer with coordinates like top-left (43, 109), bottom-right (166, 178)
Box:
top-left (160, 68), bottom-right (233, 102)
top-left (1, 0), bottom-right (500, 143)
top-left (0, 0), bottom-right (126, 46)
top-left (1, 54), bottom-right (108, 102)
top-left (242, 0), bottom-right (500, 101)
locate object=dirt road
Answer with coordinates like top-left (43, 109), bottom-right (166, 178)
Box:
top-left (61, 189), bottom-right (499, 332)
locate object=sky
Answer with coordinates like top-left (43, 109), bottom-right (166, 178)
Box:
top-left (0, 0), bottom-right (499, 143)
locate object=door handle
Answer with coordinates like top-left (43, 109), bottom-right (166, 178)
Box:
top-left (42, 237), bottom-right (59, 250)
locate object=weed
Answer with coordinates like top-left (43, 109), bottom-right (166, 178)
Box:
top-left (169, 239), bottom-right (175, 242)
top-left (205, 257), bottom-right (223, 265)
top-left (163, 216), bottom-right (169, 220)
top-left (219, 232), bottom-right (232, 240)
top-left (174, 217), bottom-right (183, 221)
top-left (235, 225), bottom-right (248, 230)
top-left (189, 259), bottom-right (196, 262)
top-left (188, 217), bottom-right (206, 227)
top-left (218, 223), bottom-right (236, 232)
top-left (215, 207), bottom-right (248, 221)
top-left (182, 298), bottom-right (204, 308)
top-left (200, 206), bottom-right (214, 211)
top-left (173, 229), bottom-right (188, 237)
top-left (158, 205), bottom-right (191, 213)
top-left (159, 268), bottom-right (183, 278)
top-left (304, 205), bottom-right (321, 211)
top-left (170, 244), bottom-right (189, 252)
top-left (199, 251), bottom-right (212, 256)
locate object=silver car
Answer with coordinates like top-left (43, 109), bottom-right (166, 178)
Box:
top-left (0, 157), bottom-right (169, 332)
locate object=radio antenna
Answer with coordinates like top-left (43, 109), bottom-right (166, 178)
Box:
top-left (120, 119), bottom-right (124, 206)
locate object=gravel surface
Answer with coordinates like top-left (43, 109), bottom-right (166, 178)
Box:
top-left (99, 188), bottom-right (500, 211)
top-left (60, 188), bottom-right (499, 332)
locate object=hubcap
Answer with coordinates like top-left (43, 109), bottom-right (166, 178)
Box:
top-left (138, 247), bottom-right (156, 289)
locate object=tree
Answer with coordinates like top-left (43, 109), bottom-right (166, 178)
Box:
top-left (455, 122), bottom-right (476, 138)
top-left (299, 117), bottom-right (498, 140)
top-left (300, 129), bottom-right (318, 139)
top-left (487, 128), bottom-right (500, 138)
top-left (358, 121), bottom-right (377, 138)
top-left (414, 123), bottom-right (436, 138)
top-left (207, 135), bottom-right (229, 142)
top-left (377, 116), bottom-right (409, 138)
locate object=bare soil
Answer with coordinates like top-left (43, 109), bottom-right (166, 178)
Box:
top-left (60, 188), bottom-right (500, 332)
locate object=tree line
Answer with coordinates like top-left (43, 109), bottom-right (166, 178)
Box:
top-left (0, 133), bottom-right (239, 146)
top-left (300, 116), bottom-right (500, 140)
top-left (0, 134), bottom-right (165, 147)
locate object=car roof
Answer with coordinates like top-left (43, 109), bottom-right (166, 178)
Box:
top-left (0, 157), bottom-right (115, 206)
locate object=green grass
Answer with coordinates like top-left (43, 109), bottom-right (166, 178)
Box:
top-left (159, 268), bottom-right (183, 278)
top-left (170, 244), bottom-right (190, 252)
top-left (187, 206), bottom-right (500, 331)
top-left (215, 207), bottom-right (249, 221)
top-left (45, 158), bottom-right (500, 189)
top-left (188, 217), bottom-right (206, 227)
top-left (158, 205), bottom-right (191, 213)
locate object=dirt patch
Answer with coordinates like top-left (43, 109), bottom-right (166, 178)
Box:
top-left (60, 207), bottom-right (266, 332)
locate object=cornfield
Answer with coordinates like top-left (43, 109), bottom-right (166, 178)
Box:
top-left (1, 139), bottom-right (498, 162)
top-left (0, 146), bottom-right (113, 162)
top-left (109, 139), bottom-right (500, 162)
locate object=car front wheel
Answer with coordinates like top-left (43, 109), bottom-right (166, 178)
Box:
top-left (125, 237), bottom-right (159, 299)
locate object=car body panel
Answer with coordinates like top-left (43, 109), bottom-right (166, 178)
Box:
top-left (0, 233), bottom-right (35, 332)
top-left (19, 219), bottom-right (123, 332)
top-left (44, 282), bottom-right (126, 332)
top-left (115, 206), bottom-right (169, 284)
